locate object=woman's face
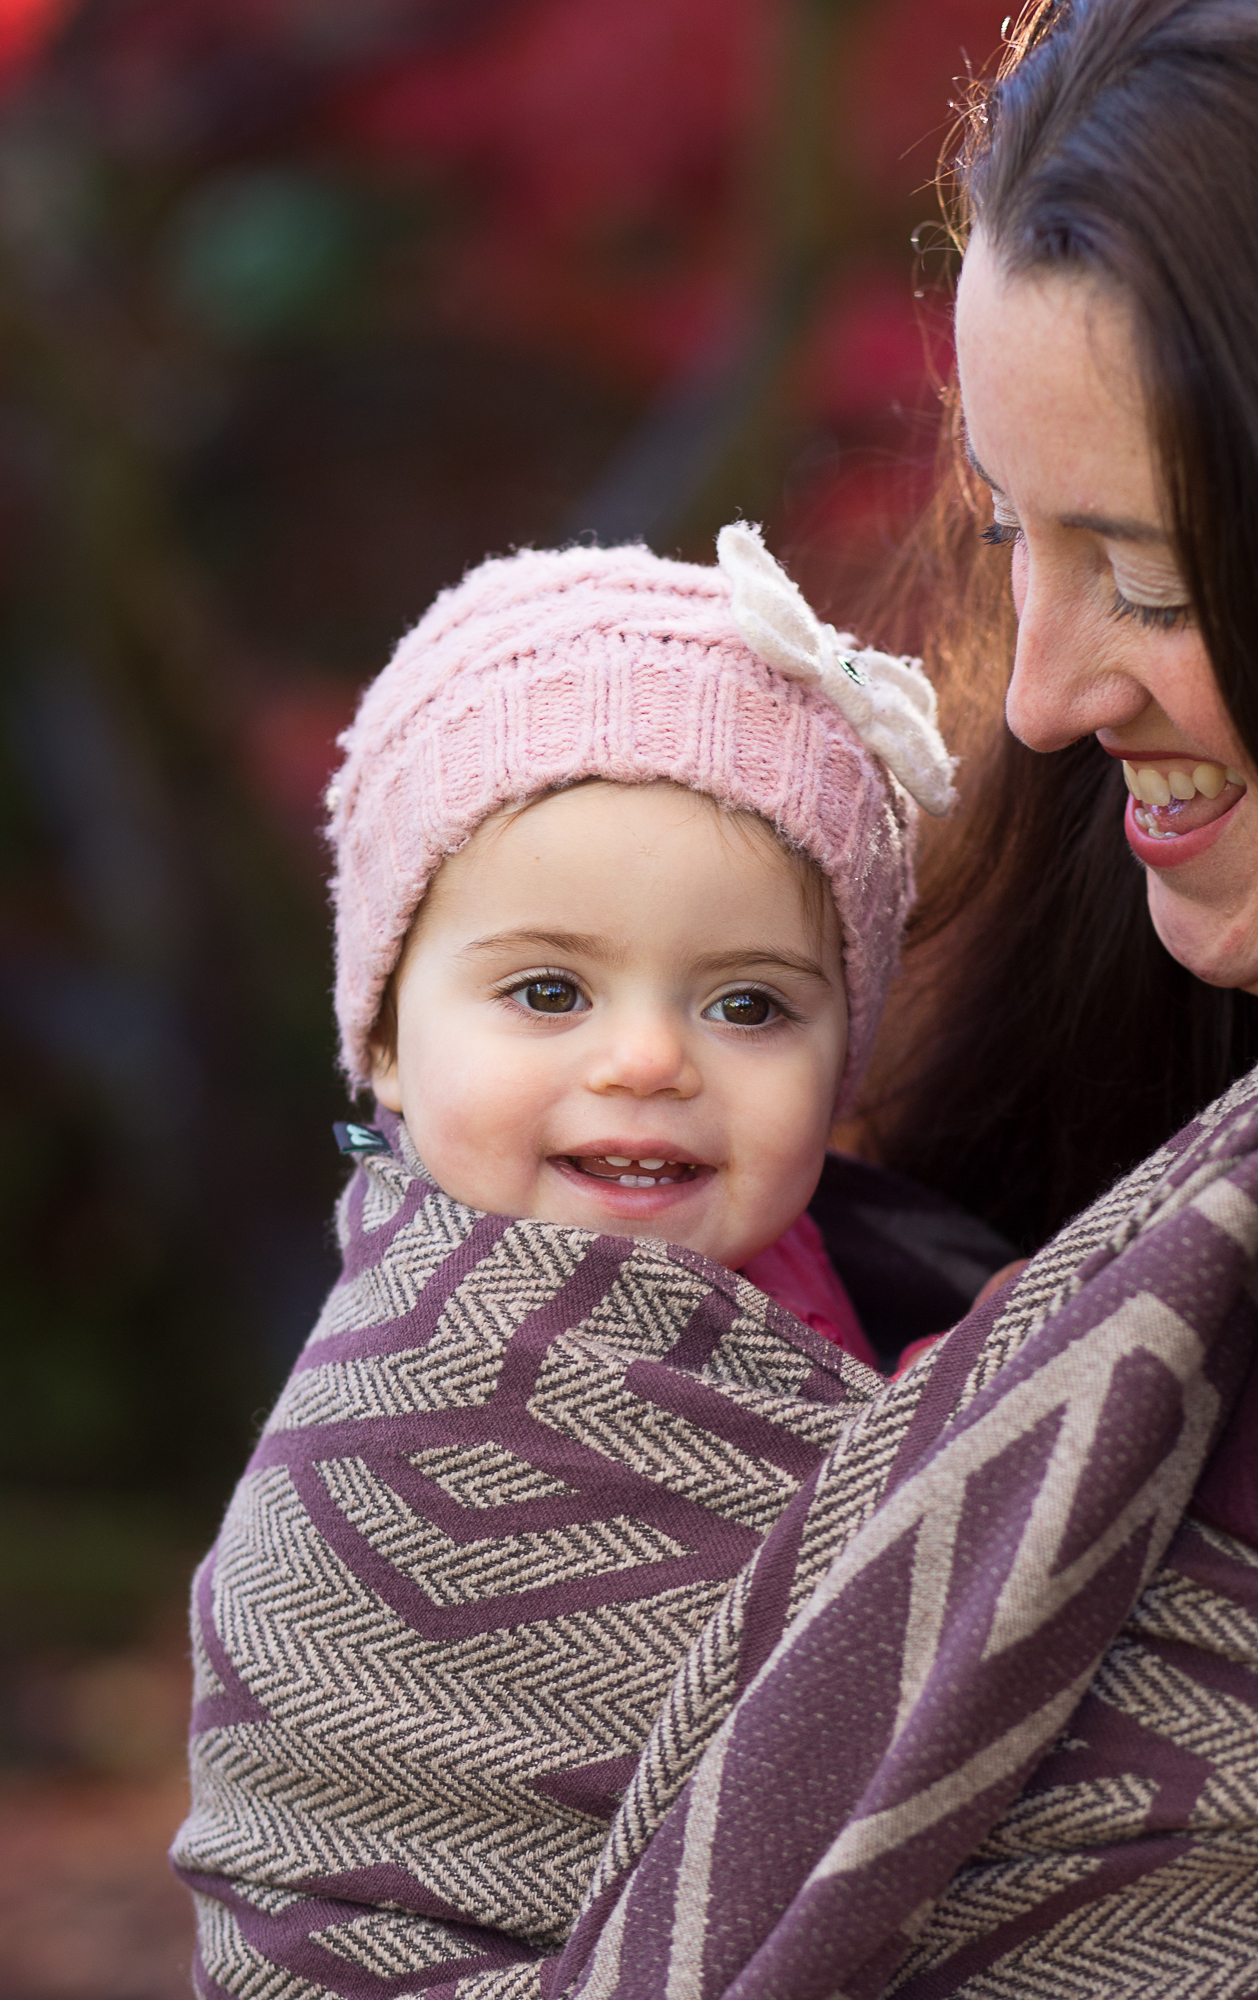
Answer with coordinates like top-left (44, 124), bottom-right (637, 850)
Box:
top-left (956, 228), bottom-right (1258, 993)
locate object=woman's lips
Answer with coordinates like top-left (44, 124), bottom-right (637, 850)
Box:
top-left (1124, 790), bottom-right (1244, 868)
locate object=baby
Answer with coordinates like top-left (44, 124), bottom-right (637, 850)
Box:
top-left (331, 521), bottom-right (954, 1357)
top-left (175, 524), bottom-right (955, 1994)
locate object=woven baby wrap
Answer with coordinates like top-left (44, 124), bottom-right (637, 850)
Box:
top-left (176, 1075), bottom-right (1258, 1999)
top-left (174, 1117), bottom-right (875, 1988)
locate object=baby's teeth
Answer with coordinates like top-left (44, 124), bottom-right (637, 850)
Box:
top-left (1122, 761), bottom-right (1139, 795)
top-left (1227, 767), bottom-right (1246, 786)
top-left (604, 1156), bottom-right (632, 1167)
top-left (1136, 768), bottom-right (1171, 806)
top-left (1168, 770), bottom-right (1196, 800)
top-left (1192, 763), bottom-right (1225, 799)
top-left (637, 1159), bottom-right (666, 1170)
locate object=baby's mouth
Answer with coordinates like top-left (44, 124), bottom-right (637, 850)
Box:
top-left (561, 1154), bottom-right (706, 1189)
top-left (1124, 759), bottom-right (1246, 840)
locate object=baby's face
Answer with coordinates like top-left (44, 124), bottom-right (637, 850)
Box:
top-left (371, 781), bottom-right (847, 1268)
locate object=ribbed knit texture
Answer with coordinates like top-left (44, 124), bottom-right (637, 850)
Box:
top-left (327, 542), bottom-right (916, 1106)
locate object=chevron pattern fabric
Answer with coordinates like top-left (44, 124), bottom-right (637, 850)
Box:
top-left (551, 1070), bottom-right (1258, 1999)
top-left (173, 1114), bottom-right (878, 1994)
top-left (176, 1075), bottom-right (1258, 1999)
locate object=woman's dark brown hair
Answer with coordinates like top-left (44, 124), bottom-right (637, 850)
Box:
top-left (869, 0), bottom-right (1258, 1251)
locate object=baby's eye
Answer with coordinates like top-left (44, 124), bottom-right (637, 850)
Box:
top-left (511, 976), bottom-right (585, 1014)
top-left (704, 989), bottom-right (775, 1028)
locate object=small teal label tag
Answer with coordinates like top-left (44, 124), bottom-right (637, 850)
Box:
top-left (333, 1121), bottom-right (390, 1156)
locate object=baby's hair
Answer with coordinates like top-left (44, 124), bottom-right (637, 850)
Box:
top-left (368, 778), bottom-right (834, 1073)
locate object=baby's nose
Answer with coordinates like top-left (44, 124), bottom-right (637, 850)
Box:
top-left (586, 1012), bottom-right (700, 1098)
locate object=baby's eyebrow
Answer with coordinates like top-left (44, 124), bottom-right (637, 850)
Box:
top-left (688, 947), bottom-right (831, 983)
top-left (457, 927), bottom-right (624, 964)
top-left (456, 931), bottom-right (829, 982)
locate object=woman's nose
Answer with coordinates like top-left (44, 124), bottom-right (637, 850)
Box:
top-left (585, 1010), bottom-right (700, 1099)
top-left (1004, 552), bottom-right (1150, 752)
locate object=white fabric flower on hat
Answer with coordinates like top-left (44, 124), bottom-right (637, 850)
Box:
top-left (717, 520), bottom-right (957, 816)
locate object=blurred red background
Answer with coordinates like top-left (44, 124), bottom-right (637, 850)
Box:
top-left (0, 1), bottom-right (1004, 1992)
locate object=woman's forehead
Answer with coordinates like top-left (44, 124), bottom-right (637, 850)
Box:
top-left (955, 231), bottom-right (1161, 524)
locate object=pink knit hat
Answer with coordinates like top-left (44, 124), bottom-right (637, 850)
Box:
top-left (326, 528), bottom-right (954, 1111)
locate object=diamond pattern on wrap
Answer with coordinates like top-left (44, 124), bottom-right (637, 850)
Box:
top-left (703, 1305), bottom-right (817, 1395)
top-left (271, 1221), bottom-right (591, 1432)
top-left (1091, 1639), bottom-right (1258, 1834)
top-left (408, 1441), bottom-right (574, 1508)
top-left (360, 1160), bottom-right (411, 1235)
top-left (691, 1371), bottom-right (857, 1452)
top-left (179, 1463), bottom-right (734, 1940)
top-left (190, 1574), bottom-right (225, 1706)
top-left (318, 1455), bottom-right (691, 1603)
top-left (971, 1773), bottom-right (1159, 1859)
top-left (264, 1347), bottom-right (441, 1430)
top-left (936, 1833), bottom-right (1258, 1997)
top-left (305, 1188), bottom-right (474, 1346)
top-left (315, 1908), bottom-right (475, 1971)
top-left (1129, 1544), bottom-right (1258, 1667)
top-left (527, 1335), bottom-right (799, 1531)
top-left (230, 1880), bottom-right (302, 1914)
top-left (573, 1340), bottom-right (924, 1922)
top-left (884, 1850), bottom-right (1105, 1988)
top-left (568, 1253), bottom-right (721, 1361)
top-left (195, 1895), bottom-right (333, 2000)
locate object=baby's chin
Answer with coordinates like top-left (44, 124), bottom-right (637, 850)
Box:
top-left (437, 1159), bottom-right (758, 1268)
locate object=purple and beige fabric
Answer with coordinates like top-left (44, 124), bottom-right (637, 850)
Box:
top-left (175, 1072), bottom-right (1258, 1997)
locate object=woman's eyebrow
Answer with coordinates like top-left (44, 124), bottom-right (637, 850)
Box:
top-left (964, 436), bottom-right (1002, 491)
top-left (1056, 510), bottom-right (1168, 543)
top-left (964, 436), bottom-right (1168, 541)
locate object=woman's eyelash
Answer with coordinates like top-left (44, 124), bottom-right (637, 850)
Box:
top-left (1111, 590), bottom-right (1191, 632)
top-left (980, 521), bottom-right (1022, 547)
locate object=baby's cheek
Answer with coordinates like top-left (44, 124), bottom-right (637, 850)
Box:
top-left (405, 1064), bottom-right (539, 1214)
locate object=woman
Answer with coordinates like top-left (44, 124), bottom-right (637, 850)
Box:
top-left (177, 2), bottom-right (1258, 1993)
top-left (544, 3), bottom-right (1258, 1990)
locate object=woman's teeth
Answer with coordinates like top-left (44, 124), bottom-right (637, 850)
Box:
top-left (571, 1155), bottom-right (699, 1187)
top-left (1122, 759), bottom-right (1243, 806)
top-left (1124, 759), bottom-right (1246, 839)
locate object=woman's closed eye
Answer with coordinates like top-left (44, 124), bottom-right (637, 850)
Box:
top-left (980, 503), bottom-right (1193, 629)
top-left (1111, 589), bottom-right (1191, 632)
top-left (1109, 551), bottom-right (1192, 631)
top-left (496, 971), bottom-right (589, 1016)
top-left (702, 987), bottom-right (800, 1029)
top-left (980, 495), bottom-right (1022, 548)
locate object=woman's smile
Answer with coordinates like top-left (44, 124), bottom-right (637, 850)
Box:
top-left (1107, 753), bottom-right (1249, 863)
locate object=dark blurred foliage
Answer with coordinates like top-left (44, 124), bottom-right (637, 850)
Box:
top-left (0, 0), bottom-right (1005, 1693)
